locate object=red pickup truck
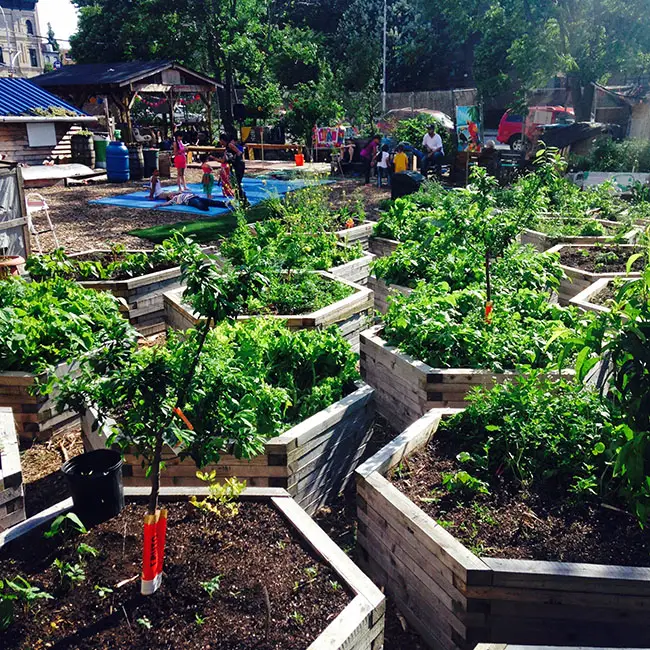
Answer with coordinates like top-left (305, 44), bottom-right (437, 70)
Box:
top-left (497, 106), bottom-right (575, 151)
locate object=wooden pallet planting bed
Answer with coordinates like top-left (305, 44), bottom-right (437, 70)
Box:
top-left (368, 236), bottom-right (399, 258)
top-left (570, 277), bottom-right (624, 314)
top-left (82, 384), bottom-right (375, 516)
top-left (546, 243), bottom-right (642, 305)
top-left (0, 408), bottom-right (25, 531)
top-left (0, 361), bottom-right (78, 442)
top-left (360, 325), bottom-right (515, 431)
top-left (68, 249), bottom-right (184, 336)
top-left (0, 486), bottom-right (386, 650)
top-left (520, 219), bottom-right (639, 252)
top-left (367, 276), bottom-right (413, 315)
top-left (164, 272), bottom-right (374, 353)
top-left (356, 408), bottom-right (650, 650)
top-left (329, 250), bottom-right (375, 286)
top-left (336, 221), bottom-right (374, 250)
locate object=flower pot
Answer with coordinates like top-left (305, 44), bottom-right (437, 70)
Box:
top-left (62, 449), bottom-right (124, 526)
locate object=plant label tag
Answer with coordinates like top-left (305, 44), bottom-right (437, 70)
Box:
top-left (485, 301), bottom-right (493, 324)
top-left (141, 508), bottom-right (168, 595)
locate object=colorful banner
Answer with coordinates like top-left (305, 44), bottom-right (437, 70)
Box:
top-left (312, 126), bottom-right (346, 148)
top-left (456, 106), bottom-right (482, 152)
top-left (141, 508), bottom-right (168, 595)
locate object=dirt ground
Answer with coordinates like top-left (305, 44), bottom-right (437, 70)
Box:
top-left (28, 163), bottom-right (390, 253)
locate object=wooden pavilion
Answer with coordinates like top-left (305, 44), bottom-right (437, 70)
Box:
top-left (32, 61), bottom-right (221, 142)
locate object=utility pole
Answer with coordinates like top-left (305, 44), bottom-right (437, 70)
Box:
top-left (382, 0), bottom-right (387, 114)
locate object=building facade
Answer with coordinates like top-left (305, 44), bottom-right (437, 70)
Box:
top-left (0, 0), bottom-right (44, 78)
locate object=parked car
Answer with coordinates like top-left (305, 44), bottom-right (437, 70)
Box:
top-left (497, 106), bottom-right (575, 151)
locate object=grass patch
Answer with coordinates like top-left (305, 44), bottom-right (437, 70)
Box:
top-left (128, 202), bottom-right (276, 244)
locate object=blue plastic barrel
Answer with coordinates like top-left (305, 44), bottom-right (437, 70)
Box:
top-left (106, 141), bottom-right (130, 182)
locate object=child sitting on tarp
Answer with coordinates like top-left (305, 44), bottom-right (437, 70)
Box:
top-left (200, 154), bottom-right (215, 198)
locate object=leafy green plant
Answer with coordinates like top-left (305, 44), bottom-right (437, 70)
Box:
top-left (93, 585), bottom-right (113, 599)
top-left (289, 610), bottom-right (305, 625)
top-left (3, 576), bottom-right (53, 617)
top-left (77, 543), bottom-right (99, 559)
top-left (137, 616), bottom-right (152, 630)
top-left (26, 239), bottom-right (191, 282)
top-left (441, 470), bottom-right (490, 496)
top-left (200, 575), bottom-right (223, 598)
top-left (52, 559), bottom-right (86, 588)
top-left (44, 513), bottom-right (87, 540)
top-left (0, 278), bottom-right (138, 374)
top-left (190, 475), bottom-right (246, 518)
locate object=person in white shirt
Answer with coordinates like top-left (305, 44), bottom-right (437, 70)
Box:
top-left (376, 144), bottom-right (391, 187)
top-left (421, 124), bottom-right (445, 176)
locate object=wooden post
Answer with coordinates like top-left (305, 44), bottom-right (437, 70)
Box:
top-left (15, 166), bottom-right (30, 257)
top-left (206, 92), bottom-right (213, 145)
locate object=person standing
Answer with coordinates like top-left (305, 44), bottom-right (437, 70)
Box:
top-left (219, 132), bottom-right (248, 205)
top-left (422, 124), bottom-right (445, 176)
top-left (360, 135), bottom-right (381, 185)
top-left (172, 132), bottom-right (189, 191)
top-left (376, 144), bottom-right (391, 187)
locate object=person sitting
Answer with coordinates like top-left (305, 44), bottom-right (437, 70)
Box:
top-left (393, 144), bottom-right (409, 174)
top-left (421, 124), bottom-right (445, 176)
top-left (148, 169), bottom-right (167, 200)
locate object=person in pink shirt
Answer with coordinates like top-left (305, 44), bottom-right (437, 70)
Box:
top-left (172, 132), bottom-right (188, 192)
top-left (360, 135), bottom-right (381, 185)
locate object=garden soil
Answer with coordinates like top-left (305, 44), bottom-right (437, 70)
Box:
top-left (0, 501), bottom-right (350, 649)
top-left (560, 245), bottom-right (645, 273)
top-left (390, 428), bottom-right (650, 566)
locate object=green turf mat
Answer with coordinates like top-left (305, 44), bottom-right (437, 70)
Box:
top-left (128, 202), bottom-right (275, 244)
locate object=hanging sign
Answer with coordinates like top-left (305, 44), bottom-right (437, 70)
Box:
top-left (456, 106), bottom-right (482, 152)
top-left (312, 126), bottom-right (346, 148)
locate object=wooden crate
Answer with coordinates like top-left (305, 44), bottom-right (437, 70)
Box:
top-left (0, 361), bottom-right (78, 442)
top-left (367, 276), bottom-right (413, 315)
top-left (356, 408), bottom-right (650, 650)
top-left (336, 221), bottom-right (375, 250)
top-left (368, 236), bottom-right (399, 259)
top-left (0, 408), bottom-right (25, 531)
top-left (68, 249), bottom-right (184, 336)
top-left (520, 219), bottom-right (639, 253)
top-left (164, 272), bottom-right (374, 353)
top-left (82, 384), bottom-right (375, 516)
top-left (360, 325), bottom-right (515, 431)
top-left (546, 243), bottom-right (642, 305)
top-left (329, 251), bottom-right (375, 286)
top-left (0, 486), bottom-right (385, 650)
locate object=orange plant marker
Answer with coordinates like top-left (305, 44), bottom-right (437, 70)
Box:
top-left (141, 508), bottom-right (168, 595)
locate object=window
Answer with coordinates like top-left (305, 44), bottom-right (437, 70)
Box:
top-left (29, 48), bottom-right (37, 67)
top-left (27, 123), bottom-right (57, 148)
top-left (26, 20), bottom-right (34, 35)
top-left (506, 114), bottom-right (523, 123)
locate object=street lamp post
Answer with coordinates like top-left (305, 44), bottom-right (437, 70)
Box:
top-left (382, 0), bottom-right (387, 114)
top-left (0, 5), bottom-right (15, 76)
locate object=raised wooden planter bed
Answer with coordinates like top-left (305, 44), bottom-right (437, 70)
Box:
top-left (329, 250), bottom-right (375, 286)
top-left (0, 408), bottom-right (25, 531)
top-left (164, 271), bottom-right (374, 353)
top-left (570, 277), bottom-right (623, 314)
top-left (367, 275), bottom-right (413, 315)
top-left (368, 236), bottom-right (399, 258)
top-left (68, 249), bottom-right (183, 336)
top-left (0, 486), bottom-right (386, 650)
top-left (546, 243), bottom-right (642, 305)
top-left (520, 219), bottom-right (639, 252)
top-left (360, 325), bottom-right (514, 431)
top-left (0, 361), bottom-right (77, 442)
top-left (356, 408), bottom-right (650, 650)
top-left (336, 221), bottom-right (374, 250)
top-left (82, 383), bottom-right (375, 516)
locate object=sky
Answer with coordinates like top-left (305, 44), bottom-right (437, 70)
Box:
top-left (37, 0), bottom-right (78, 45)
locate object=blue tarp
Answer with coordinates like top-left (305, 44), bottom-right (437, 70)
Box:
top-left (89, 177), bottom-right (326, 216)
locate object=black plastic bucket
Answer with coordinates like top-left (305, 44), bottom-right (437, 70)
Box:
top-left (62, 449), bottom-right (125, 526)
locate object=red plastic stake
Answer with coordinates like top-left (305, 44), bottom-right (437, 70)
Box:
top-left (141, 508), bottom-right (168, 595)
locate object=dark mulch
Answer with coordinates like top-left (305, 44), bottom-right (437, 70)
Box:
top-left (0, 501), bottom-right (350, 650)
top-left (389, 427), bottom-right (650, 567)
top-left (560, 245), bottom-right (645, 274)
top-left (593, 282), bottom-right (617, 306)
top-left (21, 424), bottom-right (84, 517)
top-left (313, 417), bottom-right (428, 650)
